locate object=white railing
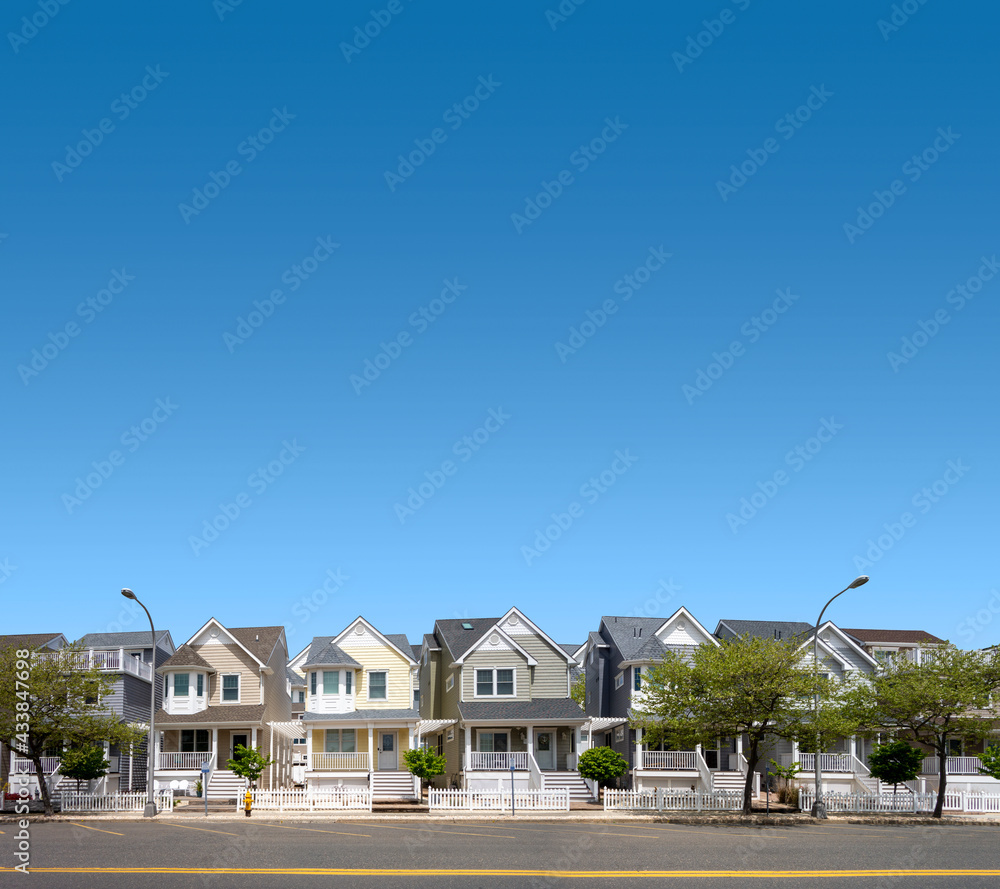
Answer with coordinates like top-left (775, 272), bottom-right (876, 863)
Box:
top-left (158, 752), bottom-right (210, 770)
top-left (782, 753), bottom-right (854, 773)
top-left (467, 752), bottom-right (528, 771)
top-left (641, 751), bottom-right (698, 770)
top-left (800, 789), bottom-right (1000, 814)
top-left (310, 752), bottom-right (369, 771)
top-left (34, 649), bottom-right (153, 681)
top-left (528, 752), bottom-right (545, 790)
top-left (604, 788), bottom-right (744, 812)
top-left (850, 755), bottom-right (870, 777)
top-left (696, 750), bottom-right (713, 792)
top-left (11, 756), bottom-right (61, 774)
top-left (922, 756), bottom-right (983, 775)
top-left (250, 788), bottom-right (372, 811)
top-left (429, 789), bottom-right (570, 812)
top-left (737, 753), bottom-right (749, 776)
top-left (60, 790), bottom-right (173, 812)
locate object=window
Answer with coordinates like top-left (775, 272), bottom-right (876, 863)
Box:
top-left (496, 669), bottom-right (514, 696)
top-left (446, 727), bottom-right (454, 742)
top-left (475, 668), bottom-right (515, 697)
top-left (476, 669), bottom-right (494, 696)
top-left (614, 672), bottom-right (624, 690)
top-left (436, 733), bottom-right (444, 757)
top-left (292, 737), bottom-right (306, 746)
top-left (222, 674), bottom-right (240, 702)
top-left (297, 691), bottom-right (305, 703)
top-left (174, 673), bottom-right (189, 696)
top-left (310, 672), bottom-right (317, 696)
top-left (368, 671), bottom-right (387, 700)
top-left (634, 667), bottom-right (642, 691)
top-left (478, 731), bottom-right (508, 753)
top-left (345, 671), bottom-right (352, 694)
top-left (445, 673), bottom-right (454, 692)
top-left (948, 739), bottom-right (963, 756)
top-left (413, 689), bottom-right (420, 709)
top-left (615, 726), bottom-right (624, 742)
top-left (323, 670), bottom-right (339, 694)
top-left (197, 674), bottom-right (204, 697)
top-left (324, 729), bottom-right (356, 753)
top-left (180, 729), bottom-right (210, 753)
top-left (164, 676), bottom-right (168, 697)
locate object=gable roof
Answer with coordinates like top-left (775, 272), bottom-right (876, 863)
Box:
top-left (411, 644), bottom-right (422, 662)
top-left (842, 628), bottom-right (945, 645)
top-left (77, 630), bottom-right (173, 649)
top-left (452, 624), bottom-right (538, 666)
top-left (228, 626), bottom-right (285, 665)
top-left (496, 607), bottom-right (577, 665)
top-left (422, 633), bottom-right (440, 652)
top-left (302, 637), bottom-right (363, 669)
top-left (332, 618), bottom-right (416, 665)
top-left (600, 616), bottom-right (669, 661)
top-left (0, 633), bottom-right (66, 652)
top-left (286, 665), bottom-right (306, 686)
top-left (715, 619), bottom-right (813, 642)
top-left (158, 643), bottom-right (216, 672)
top-left (434, 617), bottom-right (500, 661)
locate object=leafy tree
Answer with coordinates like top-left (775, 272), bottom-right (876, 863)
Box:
top-left (226, 744), bottom-right (275, 789)
top-left (866, 740), bottom-right (924, 796)
top-left (979, 745), bottom-right (1000, 780)
top-left (577, 746), bottom-right (628, 787)
top-left (0, 643), bottom-right (146, 815)
top-left (570, 673), bottom-right (586, 709)
top-left (58, 744), bottom-right (110, 793)
top-left (768, 758), bottom-right (803, 806)
top-left (403, 747), bottom-right (447, 793)
top-left (844, 646), bottom-right (1000, 818)
top-left (632, 636), bottom-right (845, 815)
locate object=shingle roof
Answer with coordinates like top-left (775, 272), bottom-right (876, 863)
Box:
top-left (159, 644), bottom-right (215, 672)
top-left (154, 704), bottom-right (266, 725)
top-left (384, 634), bottom-right (415, 661)
top-left (559, 643), bottom-right (581, 659)
top-left (0, 633), bottom-right (64, 651)
top-left (842, 628), bottom-right (945, 645)
top-left (286, 665), bottom-right (306, 686)
top-left (422, 633), bottom-right (440, 651)
top-left (302, 637), bottom-right (363, 669)
top-left (411, 645), bottom-right (422, 662)
top-left (228, 626), bottom-right (284, 664)
top-left (600, 617), bottom-right (668, 660)
top-left (302, 708), bottom-right (420, 722)
top-left (629, 635), bottom-right (668, 663)
top-left (77, 630), bottom-right (170, 648)
top-left (715, 620), bottom-right (813, 642)
top-left (458, 699), bottom-right (587, 721)
top-left (434, 617), bottom-right (501, 660)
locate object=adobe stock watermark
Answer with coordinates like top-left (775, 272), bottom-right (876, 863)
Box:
top-left (51, 65), bottom-right (169, 182)
top-left (955, 588), bottom-right (1000, 645)
top-left (726, 417), bottom-right (844, 533)
top-left (288, 569), bottom-right (350, 639)
top-left (877, 0), bottom-right (931, 41)
top-left (0, 557), bottom-right (17, 586)
top-left (340, 0), bottom-right (413, 63)
top-left (853, 459), bottom-right (969, 571)
top-left (842, 127), bottom-right (960, 244)
top-left (622, 578), bottom-right (681, 619)
top-left (717, 85), bottom-right (833, 201)
top-left (177, 107), bottom-right (295, 223)
top-left (521, 450), bottom-right (638, 566)
top-left (62, 398), bottom-right (179, 514)
top-left (188, 439), bottom-right (306, 555)
top-left (393, 407), bottom-right (511, 524)
top-left (8, 0), bottom-right (71, 54)
top-left (222, 236), bottom-right (339, 352)
top-left (672, 0), bottom-right (752, 73)
top-left (545, 0), bottom-right (590, 31)
top-left (213, 0), bottom-right (249, 21)
top-left (887, 254), bottom-right (998, 372)
top-left (349, 277), bottom-right (468, 394)
top-left (681, 288), bottom-right (800, 404)
top-left (510, 117), bottom-right (628, 234)
top-left (554, 246), bottom-right (671, 362)
top-left (385, 75), bottom-right (501, 192)
top-left (16, 268), bottom-right (136, 385)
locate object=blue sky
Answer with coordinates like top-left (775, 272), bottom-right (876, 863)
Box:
top-left (2, 1), bottom-right (998, 652)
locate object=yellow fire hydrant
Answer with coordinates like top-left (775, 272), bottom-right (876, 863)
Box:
top-left (244, 789), bottom-right (252, 817)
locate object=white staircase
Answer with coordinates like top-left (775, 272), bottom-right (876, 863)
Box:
top-left (711, 771), bottom-right (745, 793)
top-left (859, 776), bottom-right (919, 795)
top-left (371, 770), bottom-right (417, 800)
top-left (543, 772), bottom-right (595, 802)
top-left (207, 769), bottom-right (246, 800)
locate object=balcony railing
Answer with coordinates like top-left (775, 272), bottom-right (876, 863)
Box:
top-left (640, 751), bottom-right (698, 770)
top-left (468, 752), bottom-right (528, 771)
top-left (158, 752), bottom-right (211, 771)
top-left (10, 756), bottom-right (61, 774)
top-left (310, 752), bottom-right (369, 771)
top-left (34, 649), bottom-right (153, 681)
top-left (922, 756), bottom-right (983, 775)
top-left (781, 753), bottom-right (854, 773)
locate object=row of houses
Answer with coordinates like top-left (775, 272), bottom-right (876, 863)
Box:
top-left (3, 606), bottom-right (997, 803)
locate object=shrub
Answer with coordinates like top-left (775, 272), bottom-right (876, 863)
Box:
top-left (577, 746), bottom-right (628, 785)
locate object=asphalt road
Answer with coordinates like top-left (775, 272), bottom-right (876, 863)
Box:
top-left (2, 818), bottom-right (999, 887)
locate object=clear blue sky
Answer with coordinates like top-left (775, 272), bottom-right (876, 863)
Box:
top-left (3, 1), bottom-right (998, 652)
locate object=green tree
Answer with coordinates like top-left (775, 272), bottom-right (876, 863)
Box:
top-left (58, 744), bottom-right (110, 793)
top-left (403, 747), bottom-right (447, 793)
top-left (866, 740), bottom-right (924, 796)
top-left (576, 746), bottom-right (628, 789)
top-left (226, 744), bottom-right (275, 789)
top-left (979, 745), bottom-right (1000, 780)
top-left (0, 643), bottom-right (146, 815)
top-left (570, 673), bottom-right (586, 709)
top-left (632, 636), bottom-right (844, 815)
top-left (844, 646), bottom-right (1000, 818)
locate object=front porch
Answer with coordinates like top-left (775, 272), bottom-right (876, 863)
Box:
top-left (303, 721), bottom-right (420, 799)
top-left (632, 733), bottom-right (751, 795)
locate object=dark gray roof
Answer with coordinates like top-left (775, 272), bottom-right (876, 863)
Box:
top-left (411, 644), bottom-right (422, 662)
top-left (158, 644), bottom-right (215, 672)
top-left (78, 630), bottom-right (170, 648)
top-left (435, 617), bottom-right (501, 660)
top-left (286, 665), bottom-right (306, 686)
top-left (303, 637), bottom-right (363, 669)
top-left (600, 617), bottom-right (668, 660)
top-left (715, 620), bottom-right (813, 642)
top-left (627, 635), bottom-right (668, 663)
top-left (302, 708), bottom-right (419, 722)
top-left (588, 631), bottom-right (609, 648)
top-left (154, 704), bottom-right (266, 725)
top-left (458, 699), bottom-right (587, 721)
top-left (559, 643), bottom-right (581, 659)
top-left (384, 634), bottom-right (415, 662)
top-left (422, 633), bottom-right (440, 651)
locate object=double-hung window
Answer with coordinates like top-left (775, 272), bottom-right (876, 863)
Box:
top-left (475, 668), bottom-right (515, 697)
top-left (634, 667), bottom-right (642, 691)
top-left (180, 729), bottom-right (209, 753)
top-left (222, 674), bottom-right (240, 702)
top-left (324, 729), bottom-right (356, 753)
top-left (310, 672), bottom-right (317, 696)
top-left (196, 674), bottom-right (204, 697)
top-left (345, 671), bottom-right (352, 694)
top-left (368, 671), bottom-right (387, 700)
top-left (174, 673), bottom-right (189, 696)
top-left (323, 671), bottom-right (339, 694)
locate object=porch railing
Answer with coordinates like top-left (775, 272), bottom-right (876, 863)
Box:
top-left (158, 752), bottom-right (210, 770)
top-left (33, 648), bottom-right (153, 681)
top-left (467, 752), bottom-right (528, 771)
top-left (922, 756), bottom-right (983, 775)
top-left (781, 753), bottom-right (854, 773)
top-left (641, 751), bottom-right (698, 770)
top-left (310, 752), bottom-right (369, 771)
top-left (10, 756), bottom-right (61, 774)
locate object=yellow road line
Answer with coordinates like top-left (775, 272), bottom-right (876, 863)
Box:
top-left (345, 822), bottom-right (516, 839)
top-left (256, 823), bottom-right (372, 838)
top-left (67, 822), bottom-right (124, 836)
top-left (3, 867), bottom-right (1000, 877)
top-left (158, 822), bottom-right (238, 837)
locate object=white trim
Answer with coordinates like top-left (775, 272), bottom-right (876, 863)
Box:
top-left (801, 635), bottom-right (852, 671)
top-left (497, 607), bottom-right (577, 664)
top-left (807, 622), bottom-right (880, 668)
top-left (473, 667), bottom-right (517, 699)
top-left (221, 672), bottom-right (241, 703)
top-left (476, 730), bottom-right (510, 753)
top-left (614, 672), bottom-right (624, 690)
top-left (445, 673), bottom-right (454, 692)
top-left (452, 624), bottom-right (538, 666)
top-left (332, 617), bottom-right (417, 665)
top-left (366, 669), bottom-right (388, 701)
top-left (652, 606), bottom-right (720, 648)
top-left (183, 617), bottom-right (268, 667)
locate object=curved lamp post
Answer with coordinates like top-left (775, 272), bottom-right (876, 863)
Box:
top-left (121, 588), bottom-right (158, 818)
top-left (810, 575), bottom-right (869, 819)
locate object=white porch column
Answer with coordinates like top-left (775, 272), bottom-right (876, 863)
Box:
top-left (574, 726), bottom-right (581, 764)
top-left (368, 725), bottom-right (374, 773)
top-left (526, 725), bottom-right (533, 759)
top-left (152, 730), bottom-right (161, 787)
top-left (305, 727), bottom-right (312, 772)
top-left (635, 726), bottom-right (643, 770)
top-left (736, 735), bottom-right (744, 759)
top-left (269, 726), bottom-right (274, 789)
top-left (464, 726), bottom-right (473, 774)
top-left (251, 727), bottom-right (257, 751)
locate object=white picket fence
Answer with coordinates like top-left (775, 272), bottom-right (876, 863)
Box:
top-left (800, 789), bottom-right (1000, 814)
top-left (59, 791), bottom-right (174, 813)
top-left (604, 789), bottom-right (744, 812)
top-left (249, 788), bottom-right (372, 812)
top-left (429, 788), bottom-right (570, 812)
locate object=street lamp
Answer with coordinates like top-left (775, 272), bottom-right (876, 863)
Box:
top-left (122, 588), bottom-right (158, 818)
top-left (810, 575), bottom-right (869, 819)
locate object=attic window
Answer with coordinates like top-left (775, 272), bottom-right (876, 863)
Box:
top-left (354, 625), bottom-right (364, 635)
top-left (462, 622), bottom-right (473, 630)
top-left (489, 633), bottom-right (500, 645)
top-left (507, 615), bottom-right (519, 626)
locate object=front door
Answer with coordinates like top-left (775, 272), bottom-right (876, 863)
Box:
top-left (535, 731), bottom-right (555, 770)
top-left (378, 732), bottom-right (397, 770)
top-left (231, 733), bottom-right (248, 760)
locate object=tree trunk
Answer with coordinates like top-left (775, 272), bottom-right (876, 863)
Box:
top-left (743, 738), bottom-right (759, 816)
top-left (28, 752), bottom-right (54, 816)
top-left (933, 746), bottom-right (947, 819)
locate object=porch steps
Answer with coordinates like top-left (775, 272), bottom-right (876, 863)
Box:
top-left (860, 777), bottom-right (918, 795)
top-left (207, 769), bottom-right (247, 801)
top-left (371, 770), bottom-right (417, 800)
top-left (544, 772), bottom-right (594, 801)
top-left (711, 771), bottom-right (745, 793)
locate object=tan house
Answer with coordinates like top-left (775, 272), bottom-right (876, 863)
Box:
top-left (152, 619), bottom-right (295, 798)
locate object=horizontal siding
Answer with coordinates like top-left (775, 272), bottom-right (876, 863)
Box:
top-left (514, 633), bottom-right (570, 699)
top-left (191, 643), bottom-right (262, 706)
top-left (262, 638), bottom-right (292, 723)
top-left (337, 639), bottom-right (412, 710)
top-left (462, 649), bottom-right (529, 701)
